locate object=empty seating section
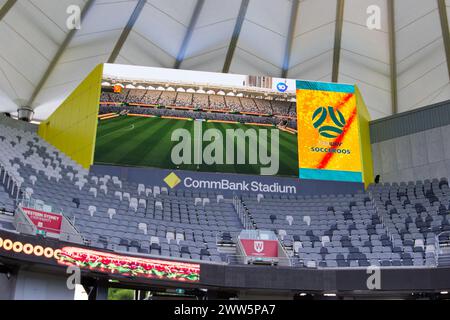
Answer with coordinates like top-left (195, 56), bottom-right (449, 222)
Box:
top-left (70, 187), bottom-right (241, 262)
top-left (0, 122), bottom-right (243, 263)
top-left (0, 118), bottom-right (446, 268)
top-left (241, 192), bottom-right (436, 268)
top-left (0, 184), bottom-right (14, 214)
top-left (369, 179), bottom-right (449, 266)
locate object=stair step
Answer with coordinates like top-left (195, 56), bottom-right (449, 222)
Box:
top-left (438, 254), bottom-right (450, 266)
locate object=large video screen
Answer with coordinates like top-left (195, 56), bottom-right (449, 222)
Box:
top-left (95, 64), bottom-right (299, 177)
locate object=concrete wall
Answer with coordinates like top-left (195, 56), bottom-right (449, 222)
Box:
top-left (0, 273), bottom-right (16, 300)
top-left (13, 270), bottom-right (74, 300)
top-left (371, 124), bottom-right (450, 183)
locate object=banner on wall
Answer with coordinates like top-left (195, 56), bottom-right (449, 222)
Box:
top-left (22, 207), bottom-right (63, 234)
top-left (240, 239), bottom-right (279, 257)
top-left (296, 81), bottom-right (363, 183)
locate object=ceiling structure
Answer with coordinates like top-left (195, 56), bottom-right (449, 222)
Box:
top-left (0, 0), bottom-right (449, 120)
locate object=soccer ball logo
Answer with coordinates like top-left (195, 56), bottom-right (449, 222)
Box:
top-left (312, 106), bottom-right (346, 139)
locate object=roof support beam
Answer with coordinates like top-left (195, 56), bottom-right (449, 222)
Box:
top-left (0, 0), bottom-right (16, 22)
top-left (438, 0), bottom-right (450, 82)
top-left (174, 0), bottom-right (205, 69)
top-left (331, 0), bottom-right (345, 83)
top-left (387, 0), bottom-right (398, 114)
top-left (222, 0), bottom-right (250, 73)
top-left (281, 0), bottom-right (299, 78)
top-left (108, 0), bottom-right (146, 64)
top-left (27, 0), bottom-right (96, 107)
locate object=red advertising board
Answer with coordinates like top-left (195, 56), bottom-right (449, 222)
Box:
top-left (22, 207), bottom-right (62, 234)
top-left (240, 239), bottom-right (278, 257)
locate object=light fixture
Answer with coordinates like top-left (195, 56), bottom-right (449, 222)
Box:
top-left (324, 293), bottom-right (337, 297)
top-left (440, 291), bottom-right (448, 295)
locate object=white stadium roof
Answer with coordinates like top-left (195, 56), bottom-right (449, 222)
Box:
top-left (0, 0), bottom-right (449, 120)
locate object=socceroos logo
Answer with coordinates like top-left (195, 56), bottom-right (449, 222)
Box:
top-left (312, 106), bottom-right (346, 139)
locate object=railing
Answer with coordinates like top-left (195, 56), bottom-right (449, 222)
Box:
top-left (277, 237), bottom-right (293, 266)
top-left (226, 254), bottom-right (290, 266)
top-left (367, 190), bottom-right (401, 244)
top-left (13, 194), bottom-right (85, 244)
top-left (13, 212), bottom-right (37, 235)
top-left (436, 231), bottom-right (450, 266)
top-left (0, 161), bottom-right (24, 202)
top-left (13, 221), bottom-right (85, 245)
top-left (232, 196), bottom-right (254, 230)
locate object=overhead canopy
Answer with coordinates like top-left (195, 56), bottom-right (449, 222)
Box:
top-left (0, 0), bottom-right (449, 120)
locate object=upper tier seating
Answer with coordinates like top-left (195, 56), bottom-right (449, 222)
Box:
top-left (224, 96), bottom-right (242, 111)
top-left (100, 90), bottom-right (298, 118)
top-left (158, 91), bottom-right (177, 106)
top-left (209, 95), bottom-right (226, 110)
top-left (192, 93), bottom-right (209, 109)
top-left (240, 98), bottom-right (258, 113)
top-left (254, 99), bottom-right (273, 114)
top-left (271, 100), bottom-right (293, 116)
top-left (175, 92), bottom-right (193, 107)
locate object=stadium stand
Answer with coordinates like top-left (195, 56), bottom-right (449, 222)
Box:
top-left (224, 96), bottom-right (242, 111)
top-left (0, 120), bottom-right (241, 263)
top-left (192, 93), bottom-right (209, 109)
top-left (142, 90), bottom-right (162, 105)
top-left (158, 91), bottom-right (177, 106)
top-left (127, 89), bottom-right (147, 103)
top-left (175, 92), bottom-right (193, 107)
top-left (0, 184), bottom-right (15, 215)
top-left (101, 89), bottom-right (295, 116)
top-left (240, 97), bottom-right (258, 113)
top-left (0, 115), bottom-right (447, 269)
top-left (271, 100), bottom-right (293, 116)
top-left (208, 95), bottom-right (227, 110)
top-left (243, 191), bottom-right (437, 268)
top-left (254, 98), bottom-right (273, 114)
top-left (99, 105), bottom-right (282, 127)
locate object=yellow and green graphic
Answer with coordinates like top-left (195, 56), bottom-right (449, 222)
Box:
top-left (296, 81), bottom-right (372, 185)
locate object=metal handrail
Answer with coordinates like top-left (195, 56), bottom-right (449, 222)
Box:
top-left (226, 254), bottom-right (285, 266)
top-left (435, 231), bottom-right (450, 264)
top-left (232, 196), bottom-right (254, 230)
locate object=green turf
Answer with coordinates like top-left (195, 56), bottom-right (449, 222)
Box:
top-left (94, 116), bottom-right (298, 176)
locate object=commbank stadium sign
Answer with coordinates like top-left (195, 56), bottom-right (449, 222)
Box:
top-left (182, 176), bottom-right (297, 194)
